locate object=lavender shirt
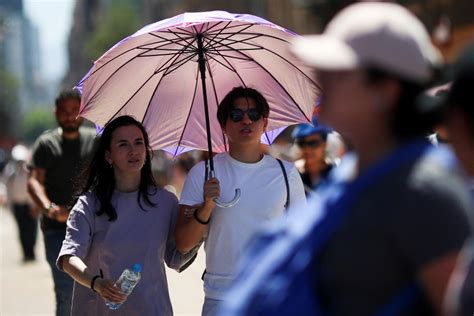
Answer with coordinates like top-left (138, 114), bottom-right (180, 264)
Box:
top-left (57, 188), bottom-right (194, 316)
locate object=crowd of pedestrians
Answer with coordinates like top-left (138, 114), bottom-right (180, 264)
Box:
top-left (1, 2), bottom-right (474, 316)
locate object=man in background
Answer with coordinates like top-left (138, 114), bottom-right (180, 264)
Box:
top-left (27, 90), bottom-right (96, 316)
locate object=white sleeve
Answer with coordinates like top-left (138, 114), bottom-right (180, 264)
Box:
top-left (179, 161), bottom-right (206, 207)
top-left (288, 164), bottom-right (307, 207)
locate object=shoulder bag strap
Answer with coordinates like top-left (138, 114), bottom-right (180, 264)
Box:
top-left (276, 158), bottom-right (289, 209)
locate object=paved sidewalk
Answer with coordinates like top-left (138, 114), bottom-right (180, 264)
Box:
top-left (0, 207), bottom-right (205, 315)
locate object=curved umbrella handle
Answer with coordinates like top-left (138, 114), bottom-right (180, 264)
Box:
top-left (214, 188), bottom-right (241, 208)
top-left (207, 170), bottom-right (241, 208)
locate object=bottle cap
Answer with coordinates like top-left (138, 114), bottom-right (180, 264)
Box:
top-left (133, 263), bottom-right (142, 273)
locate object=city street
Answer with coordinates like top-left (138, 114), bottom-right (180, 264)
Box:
top-left (0, 206), bottom-right (205, 316)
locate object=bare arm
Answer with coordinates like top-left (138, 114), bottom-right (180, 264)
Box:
top-left (27, 167), bottom-right (49, 211)
top-left (419, 251), bottom-right (461, 316)
top-left (27, 167), bottom-right (68, 222)
top-left (61, 255), bottom-right (126, 303)
top-left (175, 177), bottom-right (219, 253)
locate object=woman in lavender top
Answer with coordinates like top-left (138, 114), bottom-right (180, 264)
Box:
top-left (57, 115), bottom-right (197, 315)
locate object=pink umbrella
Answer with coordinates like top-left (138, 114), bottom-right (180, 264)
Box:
top-left (77, 10), bottom-right (321, 206)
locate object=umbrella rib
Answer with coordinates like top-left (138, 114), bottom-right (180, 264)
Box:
top-left (206, 40), bottom-right (313, 122)
top-left (140, 34), bottom-right (194, 49)
top-left (206, 51), bottom-right (253, 61)
top-left (157, 51), bottom-right (197, 76)
top-left (81, 44), bottom-right (192, 110)
top-left (103, 41), bottom-right (195, 123)
top-left (206, 30), bottom-right (316, 83)
top-left (204, 24), bottom-right (254, 50)
top-left (204, 51), bottom-right (250, 89)
top-left (85, 40), bottom-right (194, 114)
top-left (205, 31), bottom-right (320, 91)
top-left (202, 29), bottom-right (321, 89)
top-left (172, 62), bottom-right (201, 157)
top-left (81, 34), bottom-right (194, 86)
top-left (138, 46), bottom-right (196, 147)
top-left (204, 21), bottom-right (233, 48)
top-left (204, 23), bottom-right (259, 36)
top-left (147, 32), bottom-right (197, 52)
top-left (79, 46), bottom-right (148, 87)
top-left (204, 53), bottom-right (238, 72)
top-left (100, 71), bottom-right (160, 127)
top-left (201, 21), bottom-right (229, 34)
top-left (214, 34), bottom-right (319, 89)
top-left (204, 54), bottom-right (229, 152)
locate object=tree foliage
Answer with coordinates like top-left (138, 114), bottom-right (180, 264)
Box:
top-left (0, 69), bottom-right (20, 138)
top-left (21, 106), bottom-right (55, 144)
top-left (85, 1), bottom-right (143, 61)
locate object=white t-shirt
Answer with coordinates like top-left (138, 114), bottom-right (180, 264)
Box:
top-left (180, 152), bottom-right (306, 300)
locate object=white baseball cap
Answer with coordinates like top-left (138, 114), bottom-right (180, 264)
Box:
top-left (291, 2), bottom-right (442, 84)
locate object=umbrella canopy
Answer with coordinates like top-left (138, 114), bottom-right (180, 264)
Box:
top-left (77, 10), bottom-right (321, 157)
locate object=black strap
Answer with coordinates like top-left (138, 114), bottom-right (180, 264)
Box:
top-left (90, 275), bottom-right (101, 292)
top-left (199, 159), bottom-right (289, 281)
top-left (276, 158), bottom-right (290, 209)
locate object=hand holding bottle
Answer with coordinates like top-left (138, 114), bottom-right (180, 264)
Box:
top-left (94, 278), bottom-right (127, 305)
top-left (105, 264), bottom-right (142, 310)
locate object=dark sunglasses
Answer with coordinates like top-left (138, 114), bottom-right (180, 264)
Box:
top-left (296, 139), bottom-right (323, 148)
top-left (229, 108), bottom-right (262, 123)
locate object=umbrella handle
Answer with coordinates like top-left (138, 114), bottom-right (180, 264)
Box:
top-left (207, 170), bottom-right (241, 208)
top-left (214, 188), bottom-right (241, 208)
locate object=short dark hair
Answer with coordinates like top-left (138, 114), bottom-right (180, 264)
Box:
top-left (55, 90), bottom-right (81, 107)
top-left (217, 87), bottom-right (270, 127)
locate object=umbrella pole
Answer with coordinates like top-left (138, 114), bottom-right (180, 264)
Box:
top-left (197, 34), bottom-right (215, 173)
top-left (196, 33), bottom-right (241, 208)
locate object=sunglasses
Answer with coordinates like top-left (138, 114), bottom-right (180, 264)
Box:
top-left (296, 139), bottom-right (323, 148)
top-left (229, 108), bottom-right (262, 123)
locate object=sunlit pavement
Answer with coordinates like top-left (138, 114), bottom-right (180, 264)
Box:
top-left (0, 206), bottom-right (205, 316)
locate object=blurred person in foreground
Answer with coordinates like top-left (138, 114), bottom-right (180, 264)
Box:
top-left (439, 43), bottom-right (474, 316)
top-left (220, 3), bottom-right (472, 316)
top-left (5, 144), bottom-right (38, 262)
top-left (27, 90), bottom-right (97, 316)
top-left (292, 117), bottom-right (335, 195)
top-left (57, 115), bottom-right (198, 315)
top-left (176, 86), bottom-right (306, 316)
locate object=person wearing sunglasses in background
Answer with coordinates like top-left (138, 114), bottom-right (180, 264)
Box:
top-left (175, 86), bottom-right (306, 316)
top-left (292, 117), bottom-right (334, 195)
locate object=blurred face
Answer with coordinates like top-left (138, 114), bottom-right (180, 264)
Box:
top-left (55, 98), bottom-right (83, 133)
top-left (223, 97), bottom-right (268, 146)
top-left (297, 133), bottom-right (326, 164)
top-left (317, 69), bottom-right (376, 144)
top-left (105, 125), bottom-right (147, 176)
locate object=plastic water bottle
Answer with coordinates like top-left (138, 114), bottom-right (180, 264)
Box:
top-left (105, 263), bottom-right (142, 310)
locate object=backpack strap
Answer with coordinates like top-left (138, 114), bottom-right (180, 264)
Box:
top-left (276, 158), bottom-right (289, 209)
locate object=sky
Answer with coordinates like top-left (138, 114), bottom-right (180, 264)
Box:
top-left (23, 0), bottom-right (76, 83)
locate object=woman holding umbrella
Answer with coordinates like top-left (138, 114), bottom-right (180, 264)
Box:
top-left (220, 3), bottom-right (473, 315)
top-left (176, 87), bottom-right (306, 315)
